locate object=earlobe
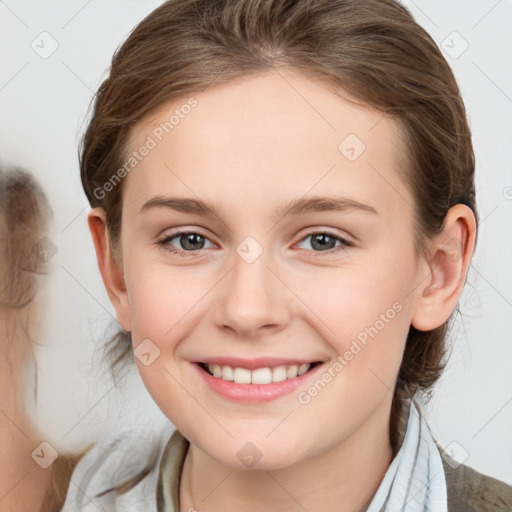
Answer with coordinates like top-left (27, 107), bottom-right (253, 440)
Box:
top-left (411, 204), bottom-right (476, 331)
top-left (87, 208), bottom-right (131, 332)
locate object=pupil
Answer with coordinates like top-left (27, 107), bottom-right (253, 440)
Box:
top-left (182, 233), bottom-right (204, 250)
top-left (312, 234), bottom-right (335, 251)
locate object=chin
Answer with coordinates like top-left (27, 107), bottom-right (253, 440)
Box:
top-left (205, 437), bottom-right (310, 471)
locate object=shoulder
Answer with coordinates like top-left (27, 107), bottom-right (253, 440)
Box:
top-left (440, 448), bottom-right (512, 512)
top-left (60, 420), bottom-right (175, 511)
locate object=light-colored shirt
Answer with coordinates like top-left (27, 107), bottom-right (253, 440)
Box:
top-left (61, 397), bottom-right (512, 511)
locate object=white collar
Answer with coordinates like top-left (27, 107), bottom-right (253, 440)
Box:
top-left (365, 399), bottom-right (447, 511)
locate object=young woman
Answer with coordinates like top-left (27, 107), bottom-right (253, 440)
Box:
top-left (60, 0), bottom-right (512, 510)
top-left (0, 167), bottom-right (81, 511)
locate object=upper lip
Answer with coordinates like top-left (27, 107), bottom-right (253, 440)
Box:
top-left (193, 357), bottom-right (322, 370)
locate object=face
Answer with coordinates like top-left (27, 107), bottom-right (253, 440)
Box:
top-left (109, 70), bottom-right (430, 469)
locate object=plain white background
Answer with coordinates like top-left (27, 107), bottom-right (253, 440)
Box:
top-left (0, 0), bottom-right (511, 485)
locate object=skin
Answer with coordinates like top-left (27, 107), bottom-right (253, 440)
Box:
top-left (0, 247), bottom-right (54, 511)
top-left (89, 69), bottom-right (476, 511)
top-left (0, 333), bottom-right (53, 512)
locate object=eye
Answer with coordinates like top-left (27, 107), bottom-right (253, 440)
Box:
top-left (157, 230), bottom-right (215, 256)
top-left (157, 229), bottom-right (353, 258)
top-left (296, 230), bottom-right (353, 257)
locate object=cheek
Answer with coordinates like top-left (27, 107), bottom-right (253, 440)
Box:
top-left (296, 265), bottom-right (412, 339)
top-left (340, 273), bottom-right (414, 387)
top-left (125, 263), bottom-right (207, 409)
top-left (125, 257), bottom-right (213, 345)
top-left (291, 256), bottom-right (415, 381)
top-left (128, 277), bottom-right (179, 343)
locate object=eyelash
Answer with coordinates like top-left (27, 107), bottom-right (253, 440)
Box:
top-left (300, 230), bottom-right (354, 258)
top-left (157, 229), bottom-right (353, 258)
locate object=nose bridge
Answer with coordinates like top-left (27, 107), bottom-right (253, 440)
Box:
top-left (214, 236), bottom-right (290, 336)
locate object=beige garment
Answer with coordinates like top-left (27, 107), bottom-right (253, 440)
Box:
top-left (157, 405), bottom-right (512, 512)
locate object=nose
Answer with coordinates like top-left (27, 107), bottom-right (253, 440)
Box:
top-left (213, 244), bottom-right (292, 339)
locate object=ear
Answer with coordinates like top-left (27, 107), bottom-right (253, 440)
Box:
top-left (87, 208), bottom-right (131, 332)
top-left (411, 204), bottom-right (476, 331)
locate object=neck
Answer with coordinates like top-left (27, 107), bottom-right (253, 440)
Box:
top-left (179, 395), bottom-right (394, 512)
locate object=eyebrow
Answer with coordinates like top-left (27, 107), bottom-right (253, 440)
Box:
top-left (139, 195), bottom-right (378, 220)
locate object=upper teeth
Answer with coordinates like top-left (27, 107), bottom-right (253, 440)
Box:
top-left (207, 363), bottom-right (311, 384)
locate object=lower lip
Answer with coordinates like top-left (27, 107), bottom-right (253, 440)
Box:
top-left (193, 363), bottom-right (324, 403)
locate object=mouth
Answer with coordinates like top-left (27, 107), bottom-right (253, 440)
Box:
top-left (196, 361), bottom-right (323, 385)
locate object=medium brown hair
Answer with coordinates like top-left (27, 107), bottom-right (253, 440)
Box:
top-left (80, 0), bottom-right (477, 454)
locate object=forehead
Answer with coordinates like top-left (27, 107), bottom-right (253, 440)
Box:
top-left (123, 69), bottom-right (410, 218)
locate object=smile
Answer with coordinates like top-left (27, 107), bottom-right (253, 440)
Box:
top-left (193, 359), bottom-right (324, 403)
top-left (199, 362), bottom-right (317, 384)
